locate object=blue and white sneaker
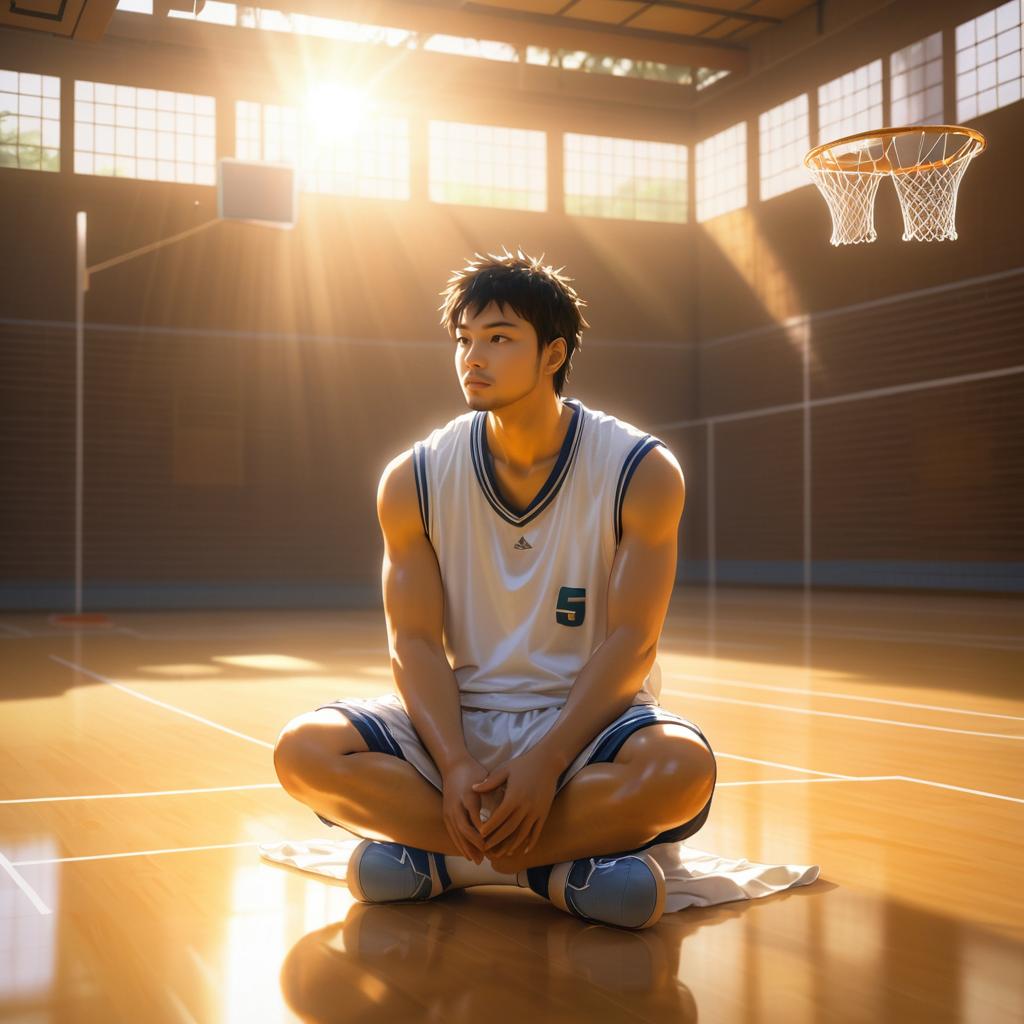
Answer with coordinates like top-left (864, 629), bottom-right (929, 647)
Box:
top-left (548, 852), bottom-right (666, 930)
top-left (346, 840), bottom-right (453, 904)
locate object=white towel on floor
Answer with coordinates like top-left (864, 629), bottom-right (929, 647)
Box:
top-left (257, 838), bottom-right (820, 912)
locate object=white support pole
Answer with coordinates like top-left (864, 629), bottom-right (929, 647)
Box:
top-left (75, 212), bottom-right (88, 616)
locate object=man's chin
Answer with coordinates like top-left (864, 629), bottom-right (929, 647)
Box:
top-left (464, 388), bottom-right (495, 405)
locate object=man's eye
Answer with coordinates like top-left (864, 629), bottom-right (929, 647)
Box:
top-left (456, 335), bottom-right (507, 343)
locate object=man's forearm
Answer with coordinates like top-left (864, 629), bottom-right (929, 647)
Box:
top-left (530, 628), bottom-right (657, 773)
top-left (391, 638), bottom-right (471, 774)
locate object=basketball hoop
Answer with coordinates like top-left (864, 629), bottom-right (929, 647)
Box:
top-left (804, 125), bottom-right (986, 245)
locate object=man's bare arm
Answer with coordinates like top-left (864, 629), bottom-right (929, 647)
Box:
top-left (378, 449), bottom-right (471, 774)
top-left (530, 445), bottom-right (686, 772)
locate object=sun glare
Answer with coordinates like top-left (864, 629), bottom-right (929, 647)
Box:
top-left (303, 83), bottom-right (371, 148)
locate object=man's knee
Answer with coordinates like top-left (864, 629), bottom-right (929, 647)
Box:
top-left (616, 725), bottom-right (716, 821)
top-left (274, 709), bottom-right (370, 795)
top-left (273, 717), bottom-right (312, 795)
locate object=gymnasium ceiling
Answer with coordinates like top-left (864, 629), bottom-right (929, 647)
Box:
top-left (1, 0), bottom-right (818, 75)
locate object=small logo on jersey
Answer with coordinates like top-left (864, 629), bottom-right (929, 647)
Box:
top-left (555, 586), bottom-right (586, 627)
top-left (514, 536), bottom-right (533, 550)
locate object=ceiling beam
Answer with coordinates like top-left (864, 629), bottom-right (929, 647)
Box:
top-left (182, 0), bottom-right (751, 72)
top-left (626, 0), bottom-right (782, 26)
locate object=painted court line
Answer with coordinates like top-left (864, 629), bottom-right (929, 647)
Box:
top-left (885, 775), bottom-right (1024, 806)
top-left (665, 620), bottom-right (1024, 653)
top-left (49, 655), bottom-right (274, 750)
top-left (666, 671), bottom-right (1024, 722)
top-left (717, 776), bottom-right (896, 788)
top-left (11, 841), bottom-right (261, 867)
top-left (715, 752), bottom-right (854, 779)
top-left (0, 850), bottom-right (52, 914)
top-left (663, 688), bottom-right (1024, 740)
top-left (8, 775), bottom-right (1022, 872)
top-left (0, 783), bottom-right (280, 806)
top-left (45, 656), bottom-right (1024, 810)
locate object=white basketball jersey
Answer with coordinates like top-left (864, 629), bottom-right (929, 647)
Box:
top-left (412, 397), bottom-right (667, 712)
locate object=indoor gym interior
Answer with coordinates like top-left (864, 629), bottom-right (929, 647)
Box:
top-left (0, 1), bottom-right (1022, 1022)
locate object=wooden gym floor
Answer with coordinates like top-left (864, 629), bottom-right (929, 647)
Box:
top-left (1, 587), bottom-right (1021, 1023)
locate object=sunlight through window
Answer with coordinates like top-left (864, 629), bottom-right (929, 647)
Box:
top-left (565, 133), bottom-right (687, 223)
top-left (429, 120), bottom-right (546, 212)
top-left (74, 80), bottom-right (215, 184)
top-left (0, 70), bottom-right (60, 173)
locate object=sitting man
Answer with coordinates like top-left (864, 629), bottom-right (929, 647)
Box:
top-left (273, 247), bottom-right (717, 930)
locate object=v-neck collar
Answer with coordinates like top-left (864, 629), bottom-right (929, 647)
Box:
top-left (471, 398), bottom-right (584, 528)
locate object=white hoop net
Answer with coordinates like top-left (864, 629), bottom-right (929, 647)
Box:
top-left (805, 127), bottom-right (984, 245)
top-left (807, 166), bottom-right (885, 245)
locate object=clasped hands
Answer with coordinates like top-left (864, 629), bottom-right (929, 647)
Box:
top-left (442, 745), bottom-right (561, 866)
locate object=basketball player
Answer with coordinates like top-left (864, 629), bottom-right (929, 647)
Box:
top-left (274, 247), bottom-right (717, 929)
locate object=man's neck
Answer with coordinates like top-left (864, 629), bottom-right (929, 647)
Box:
top-left (486, 396), bottom-right (568, 474)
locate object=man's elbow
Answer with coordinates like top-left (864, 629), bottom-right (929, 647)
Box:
top-left (614, 626), bottom-right (658, 663)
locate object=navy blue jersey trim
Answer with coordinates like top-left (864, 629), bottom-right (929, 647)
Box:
top-left (614, 436), bottom-right (666, 546)
top-left (471, 398), bottom-right (584, 527)
top-left (412, 442), bottom-right (429, 537)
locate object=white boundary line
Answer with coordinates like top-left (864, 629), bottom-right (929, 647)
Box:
top-left (717, 776), bottom-right (893, 787)
top-left (666, 587), bottom-right (1024, 618)
top-left (663, 621), bottom-right (1024, 653)
top-left (49, 656), bottom-right (274, 750)
top-left (0, 850), bottom-right (52, 914)
top-left (665, 671), bottom-right (1024, 722)
top-left (0, 783), bottom-right (279, 805)
top-left (715, 752), bottom-right (853, 778)
top-left (12, 841), bottom-right (261, 867)
top-left (663, 688), bottom-right (1024, 740)
top-left (6, 772), bottom-right (1021, 873)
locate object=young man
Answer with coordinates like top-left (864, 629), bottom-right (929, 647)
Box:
top-left (274, 247), bottom-right (717, 930)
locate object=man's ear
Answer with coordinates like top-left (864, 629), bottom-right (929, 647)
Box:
top-left (546, 336), bottom-right (567, 376)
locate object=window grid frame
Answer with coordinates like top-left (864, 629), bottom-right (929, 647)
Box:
top-left (758, 93), bottom-right (811, 202)
top-left (73, 79), bottom-right (216, 184)
top-left (0, 69), bottom-right (61, 173)
top-left (563, 131), bottom-right (687, 223)
top-left (817, 59), bottom-right (884, 146)
top-left (695, 121), bottom-right (747, 223)
top-left (428, 119), bottom-right (547, 212)
top-left (235, 98), bottom-right (410, 201)
top-left (955, 1), bottom-right (1024, 122)
top-left (890, 31), bottom-right (945, 126)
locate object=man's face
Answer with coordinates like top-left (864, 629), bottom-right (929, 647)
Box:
top-left (453, 299), bottom-right (554, 407)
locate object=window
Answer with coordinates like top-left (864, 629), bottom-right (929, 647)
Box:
top-left (236, 99), bottom-right (409, 200)
top-left (0, 70), bottom-right (60, 172)
top-left (891, 32), bottom-right (944, 124)
top-left (236, 100), bottom-right (298, 164)
top-left (564, 133), bottom-right (686, 223)
top-left (74, 81), bottom-right (215, 184)
top-left (818, 59), bottom-right (883, 144)
top-left (696, 121), bottom-right (746, 222)
top-left (429, 120), bottom-right (545, 211)
top-left (758, 94), bottom-right (810, 201)
top-left (955, 1), bottom-right (1023, 120)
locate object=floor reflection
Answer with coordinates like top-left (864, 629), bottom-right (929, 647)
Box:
top-left (280, 892), bottom-right (699, 1023)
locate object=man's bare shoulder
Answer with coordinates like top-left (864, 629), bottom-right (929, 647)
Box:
top-left (377, 448), bottom-right (422, 542)
top-left (620, 444), bottom-right (685, 540)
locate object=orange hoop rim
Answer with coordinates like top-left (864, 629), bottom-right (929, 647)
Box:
top-left (804, 124), bottom-right (987, 176)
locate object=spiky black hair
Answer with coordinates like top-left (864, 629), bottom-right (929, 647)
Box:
top-left (438, 245), bottom-right (589, 396)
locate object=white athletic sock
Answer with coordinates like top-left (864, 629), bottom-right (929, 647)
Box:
top-left (442, 855), bottom-right (529, 890)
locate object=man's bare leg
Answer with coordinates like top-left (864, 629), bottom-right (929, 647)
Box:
top-left (282, 748), bottom-right (705, 874)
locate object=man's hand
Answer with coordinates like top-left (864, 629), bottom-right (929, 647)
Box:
top-left (440, 757), bottom-right (492, 864)
top-left (471, 746), bottom-right (562, 860)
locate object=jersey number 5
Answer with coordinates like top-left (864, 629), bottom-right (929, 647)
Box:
top-left (555, 586), bottom-right (586, 627)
